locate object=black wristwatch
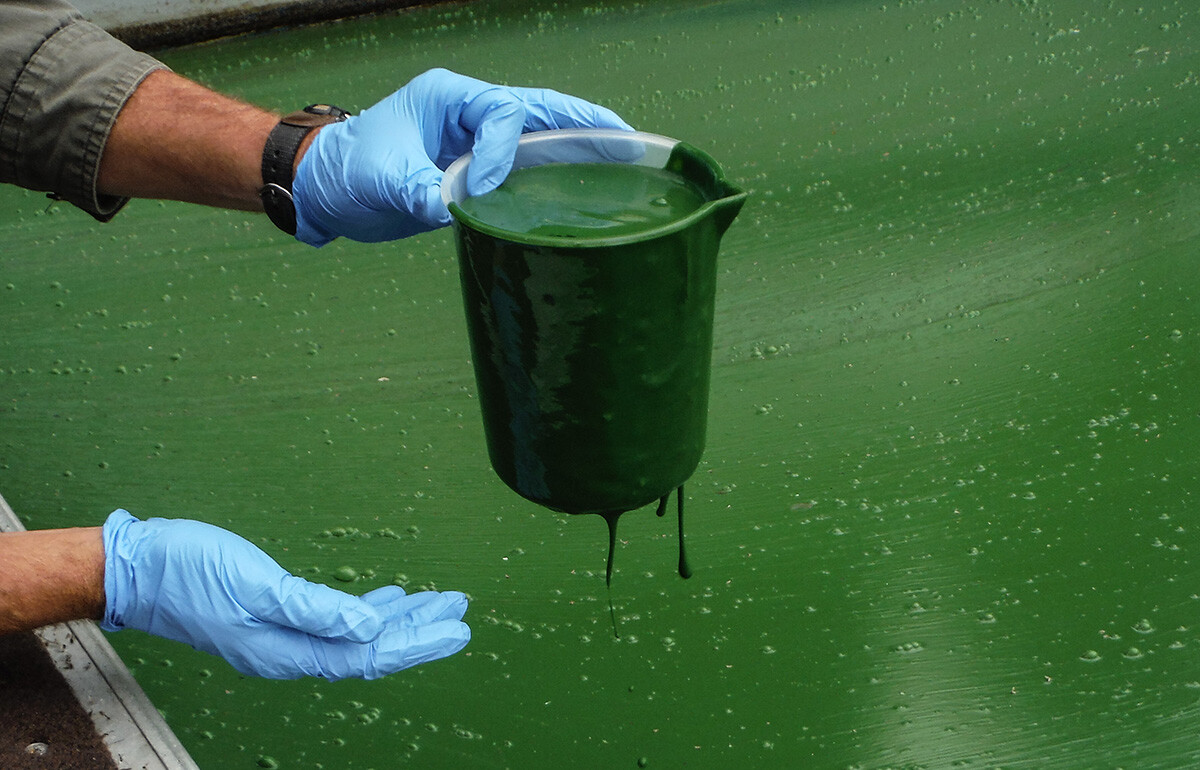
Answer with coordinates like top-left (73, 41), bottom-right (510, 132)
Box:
top-left (260, 104), bottom-right (350, 236)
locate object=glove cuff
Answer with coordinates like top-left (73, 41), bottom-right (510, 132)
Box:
top-left (99, 508), bottom-right (140, 632)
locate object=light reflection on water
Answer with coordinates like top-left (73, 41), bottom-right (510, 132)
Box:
top-left (1, 0), bottom-right (1197, 767)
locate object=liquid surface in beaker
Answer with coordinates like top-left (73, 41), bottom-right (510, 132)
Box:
top-left (457, 162), bottom-right (706, 238)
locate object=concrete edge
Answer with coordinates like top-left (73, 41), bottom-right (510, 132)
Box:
top-left (0, 495), bottom-right (199, 770)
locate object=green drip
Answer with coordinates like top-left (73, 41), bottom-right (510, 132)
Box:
top-left (677, 485), bottom-right (693, 579)
top-left (602, 511), bottom-right (620, 587)
top-left (602, 511), bottom-right (622, 639)
top-left (598, 487), bottom-right (691, 640)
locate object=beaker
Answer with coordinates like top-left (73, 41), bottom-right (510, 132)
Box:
top-left (443, 128), bottom-right (746, 517)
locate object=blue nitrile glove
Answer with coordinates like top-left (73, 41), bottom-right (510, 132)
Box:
top-left (101, 510), bottom-right (470, 680)
top-left (292, 67), bottom-right (633, 246)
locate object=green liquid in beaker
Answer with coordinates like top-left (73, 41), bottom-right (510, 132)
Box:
top-left (457, 162), bottom-right (706, 238)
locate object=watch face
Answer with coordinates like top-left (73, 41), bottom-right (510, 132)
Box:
top-left (283, 111), bottom-right (345, 128)
top-left (303, 104), bottom-right (350, 120)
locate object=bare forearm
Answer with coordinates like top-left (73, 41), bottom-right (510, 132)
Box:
top-left (96, 69), bottom-right (280, 211)
top-left (0, 527), bottom-right (105, 634)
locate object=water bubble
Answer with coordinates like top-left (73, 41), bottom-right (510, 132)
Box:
top-left (1133, 619), bottom-right (1155, 634)
top-left (1080, 650), bottom-right (1102, 662)
top-left (331, 566), bottom-right (359, 582)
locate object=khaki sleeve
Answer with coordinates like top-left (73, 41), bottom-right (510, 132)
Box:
top-left (0, 0), bottom-right (165, 220)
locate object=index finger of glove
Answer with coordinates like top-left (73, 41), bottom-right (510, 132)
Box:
top-left (366, 588), bottom-right (469, 626)
top-left (461, 87), bottom-right (633, 196)
top-left (461, 91), bottom-right (526, 196)
top-left (252, 574), bottom-right (384, 644)
top-left (511, 87), bottom-right (634, 133)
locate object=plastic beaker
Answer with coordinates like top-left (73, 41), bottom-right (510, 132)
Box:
top-left (443, 128), bottom-right (746, 517)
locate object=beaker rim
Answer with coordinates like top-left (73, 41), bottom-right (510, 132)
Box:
top-left (442, 128), bottom-right (745, 249)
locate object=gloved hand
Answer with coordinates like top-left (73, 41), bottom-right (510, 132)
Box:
top-left (101, 509), bottom-right (470, 680)
top-left (292, 67), bottom-right (633, 246)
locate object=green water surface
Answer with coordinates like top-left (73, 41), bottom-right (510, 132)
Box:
top-left (457, 162), bottom-right (706, 238)
top-left (2, 0), bottom-right (1198, 768)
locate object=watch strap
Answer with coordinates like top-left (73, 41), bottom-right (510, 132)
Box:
top-left (260, 104), bottom-right (349, 236)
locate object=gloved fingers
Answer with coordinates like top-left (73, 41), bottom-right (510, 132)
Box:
top-left (360, 584), bottom-right (407, 606)
top-left (360, 617), bottom-right (472, 680)
top-left (461, 90), bottom-right (527, 196)
top-left (405, 590), bottom-right (470, 626)
top-left (460, 84), bottom-right (633, 197)
top-left (366, 589), bottom-right (470, 627)
top-left (360, 587), bottom-right (470, 629)
top-left (307, 602), bottom-right (471, 681)
top-left (510, 86), bottom-right (634, 133)
top-left (250, 573), bottom-right (384, 644)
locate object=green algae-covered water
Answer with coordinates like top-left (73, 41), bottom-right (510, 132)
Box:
top-left (2, 0), bottom-right (1198, 767)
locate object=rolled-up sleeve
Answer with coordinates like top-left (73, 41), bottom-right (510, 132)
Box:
top-left (0, 0), bottom-right (164, 220)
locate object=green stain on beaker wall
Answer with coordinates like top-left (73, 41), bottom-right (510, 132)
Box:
top-left (454, 150), bottom-right (743, 516)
